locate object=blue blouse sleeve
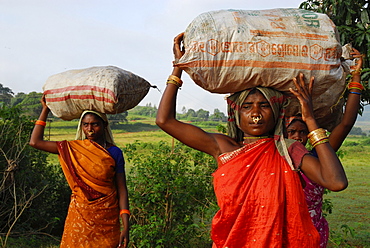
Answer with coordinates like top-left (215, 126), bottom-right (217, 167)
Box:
top-left (107, 146), bottom-right (125, 173)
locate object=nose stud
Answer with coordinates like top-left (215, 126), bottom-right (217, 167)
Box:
top-left (252, 114), bottom-right (262, 124)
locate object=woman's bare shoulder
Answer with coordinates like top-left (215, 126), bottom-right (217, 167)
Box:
top-left (212, 133), bottom-right (242, 154)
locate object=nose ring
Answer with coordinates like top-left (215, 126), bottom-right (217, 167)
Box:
top-left (88, 130), bottom-right (94, 135)
top-left (252, 114), bottom-right (262, 124)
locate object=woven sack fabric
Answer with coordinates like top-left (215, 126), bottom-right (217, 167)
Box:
top-left (43, 66), bottom-right (151, 120)
top-left (176, 8), bottom-right (348, 131)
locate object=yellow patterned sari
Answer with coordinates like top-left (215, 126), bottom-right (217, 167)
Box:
top-left (57, 139), bottom-right (120, 248)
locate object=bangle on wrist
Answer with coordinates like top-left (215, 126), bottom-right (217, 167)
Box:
top-left (167, 80), bottom-right (182, 88)
top-left (308, 128), bottom-right (328, 147)
top-left (348, 81), bottom-right (364, 91)
top-left (349, 91), bottom-right (362, 95)
top-left (35, 120), bottom-right (47, 127)
top-left (168, 75), bottom-right (183, 86)
top-left (120, 209), bottom-right (130, 216)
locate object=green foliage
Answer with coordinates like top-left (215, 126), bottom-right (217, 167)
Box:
top-left (360, 137), bottom-right (370, 145)
top-left (329, 224), bottom-right (356, 247)
top-left (123, 141), bottom-right (218, 248)
top-left (322, 189), bottom-right (334, 217)
top-left (129, 104), bottom-right (157, 117)
top-left (209, 109), bottom-right (227, 122)
top-left (108, 111), bottom-right (128, 125)
top-left (0, 104), bottom-right (69, 245)
top-left (0, 83), bottom-right (14, 106)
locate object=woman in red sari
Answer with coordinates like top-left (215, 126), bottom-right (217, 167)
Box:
top-left (29, 98), bottom-right (130, 248)
top-left (156, 33), bottom-right (348, 247)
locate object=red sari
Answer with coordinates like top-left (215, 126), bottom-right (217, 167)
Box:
top-left (211, 138), bottom-right (320, 247)
top-left (57, 140), bottom-right (120, 248)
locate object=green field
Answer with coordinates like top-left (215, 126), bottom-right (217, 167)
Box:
top-left (21, 117), bottom-right (370, 247)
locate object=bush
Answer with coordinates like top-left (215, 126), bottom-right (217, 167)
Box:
top-left (124, 141), bottom-right (218, 248)
top-left (0, 105), bottom-right (69, 246)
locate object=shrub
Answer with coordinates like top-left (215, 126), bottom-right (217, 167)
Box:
top-left (124, 141), bottom-right (218, 248)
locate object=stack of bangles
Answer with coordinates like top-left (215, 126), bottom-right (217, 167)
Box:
top-left (348, 81), bottom-right (364, 95)
top-left (119, 209), bottom-right (130, 217)
top-left (167, 75), bottom-right (183, 88)
top-left (308, 128), bottom-right (329, 148)
top-left (35, 120), bottom-right (46, 126)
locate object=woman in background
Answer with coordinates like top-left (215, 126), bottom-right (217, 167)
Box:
top-left (286, 48), bottom-right (363, 247)
top-left (29, 98), bottom-right (130, 248)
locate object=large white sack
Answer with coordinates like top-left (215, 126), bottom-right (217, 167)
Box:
top-left (175, 8), bottom-right (349, 131)
top-left (43, 66), bottom-right (151, 120)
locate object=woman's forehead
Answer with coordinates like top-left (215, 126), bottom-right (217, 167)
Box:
top-left (243, 91), bottom-right (268, 102)
top-left (82, 113), bottom-right (102, 122)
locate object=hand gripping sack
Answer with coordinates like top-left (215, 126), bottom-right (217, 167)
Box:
top-left (175, 8), bottom-right (349, 131)
top-left (43, 66), bottom-right (151, 120)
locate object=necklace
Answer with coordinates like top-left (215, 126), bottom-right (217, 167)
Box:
top-left (243, 135), bottom-right (269, 140)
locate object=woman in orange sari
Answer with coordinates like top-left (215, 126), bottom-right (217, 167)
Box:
top-left (156, 33), bottom-right (348, 247)
top-left (29, 98), bottom-right (129, 248)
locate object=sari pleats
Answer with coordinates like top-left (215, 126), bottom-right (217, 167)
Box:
top-left (57, 140), bottom-right (120, 248)
top-left (212, 138), bottom-right (320, 248)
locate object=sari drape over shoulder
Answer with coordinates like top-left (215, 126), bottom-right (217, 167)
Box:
top-left (57, 140), bottom-right (120, 248)
top-left (212, 138), bottom-right (320, 248)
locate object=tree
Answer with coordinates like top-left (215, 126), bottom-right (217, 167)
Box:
top-left (185, 109), bottom-right (196, 118)
top-left (0, 84), bottom-right (14, 106)
top-left (17, 92), bottom-right (43, 118)
top-left (209, 108), bottom-right (227, 122)
top-left (196, 109), bottom-right (209, 121)
top-left (108, 111), bottom-right (128, 124)
top-left (10, 92), bottom-right (26, 106)
top-left (300, 0), bottom-right (370, 107)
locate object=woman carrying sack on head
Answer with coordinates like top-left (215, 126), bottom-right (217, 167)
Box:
top-left (156, 32), bottom-right (348, 247)
top-left (30, 97), bottom-right (130, 248)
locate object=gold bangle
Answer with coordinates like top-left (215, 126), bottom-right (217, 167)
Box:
top-left (307, 128), bottom-right (326, 138)
top-left (168, 75), bottom-right (183, 87)
top-left (35, 120), bottom-right (47, 127)
top-left (308, 128), bottom-right (328, 145)
top-left (167, 80), bottom-right (181, 88)
top-left (119, 209), bottom-right (130, 216)
top-left (312, 138), bottom-right (329, 148)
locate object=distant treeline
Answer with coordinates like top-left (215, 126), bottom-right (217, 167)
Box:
top-left (0, 84), bottom-right (367, 135)
top-left (0, 84), bottom-right (228, 123)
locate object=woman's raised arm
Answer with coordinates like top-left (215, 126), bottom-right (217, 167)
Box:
top-left (29, 96), bottom-right (59, 154)
top-left (289, 74), bottom-right (348, 191)
top-left (329, 48), bottom-right (363, 151)
top-left (156, 33), bottom-right (230, 158)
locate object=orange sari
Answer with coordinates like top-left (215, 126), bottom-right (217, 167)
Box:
top-left (57, 140), bottom-right (120, 248)
top-left (211, 138), bottom-right (320, 247)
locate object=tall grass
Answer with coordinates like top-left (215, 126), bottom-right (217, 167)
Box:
top-left (326, 136), bottom-right (370, 247)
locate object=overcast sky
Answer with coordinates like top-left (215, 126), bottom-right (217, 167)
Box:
top-left (0, 0), bottom-right (327, 115)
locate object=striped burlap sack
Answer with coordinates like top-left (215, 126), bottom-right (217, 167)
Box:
top-left (43, 66), bottom-right (151, 120)
top-left (175, 8), bottom-right (349, 131)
